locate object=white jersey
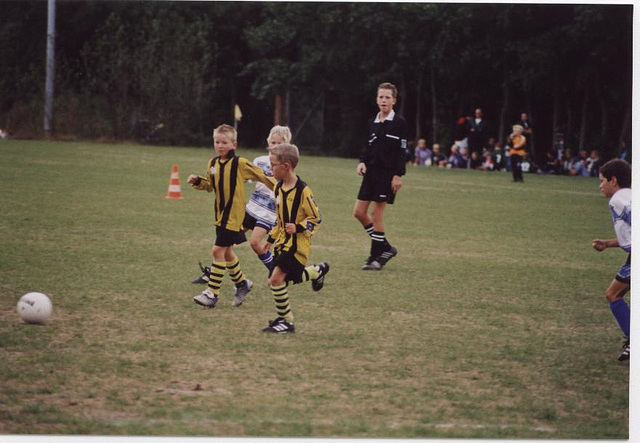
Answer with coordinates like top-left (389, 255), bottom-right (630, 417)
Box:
top-left (609, 188), bottom-right (631, 253)
top-left (245, 155), bottom-right (276, 226)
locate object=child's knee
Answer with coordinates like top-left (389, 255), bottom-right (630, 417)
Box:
top-left (249, 237), bottom-right (262, 253)
top-left (268, 273), bottom-right (285, 287)
top-left (605, 287), bottom-right (626, 303)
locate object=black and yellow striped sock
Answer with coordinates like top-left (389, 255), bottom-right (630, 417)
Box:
top-left (299, 265), bottom-right (320, 283)
top-left (270, 282), bottom-right (294, 323)
top-left (207, 262), bottom-right (226, 297)
top-left (226, 257), bottom-right (246, 286)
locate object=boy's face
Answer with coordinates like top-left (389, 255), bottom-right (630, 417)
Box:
top-left (376, 88), bottom-right (396, 114)
top-left (269, 153), bottom-right (289, 180)
top-left (599, 173), bottom-right (618, 198)
top-left (213, 132), bottom-right (237, 158)
top-left (268, 133), bottom-right (285, 148)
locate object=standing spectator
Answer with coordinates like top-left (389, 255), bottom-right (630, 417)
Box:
top-left (588, 150), bottom-right (602, 177)
top-left (553, 131), bottom-right (565, 161)
top-left (432, 144), bottom-right (448, 168)
top-left (453, 115), bottom-right (470, 151)
top-left (447, 144), bottom-right (464, 168)
top-left (570, 150), bottom-right (591, 177)
top-left (508, 124), bottom-right (526, 182)
top-left (491, 142), bottom-right (506, 171)
top-left (466, 108), bottom-right (489, 155)
top-left (516, 112), bottom-right (534, 145)
top-left (413, 139), bottom-right (433, 166)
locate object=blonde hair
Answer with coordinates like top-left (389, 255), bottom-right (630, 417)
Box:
top-left (512, 124), bottom-right (524, 134)
top-left (212, 124), bottom-right (237, 143)
top-left (270, 143), bottom-right (300, 169)
top-left (267, 125), bottom-right (292, 144)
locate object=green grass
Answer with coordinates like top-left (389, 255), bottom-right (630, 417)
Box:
top-left (0, 139), bottom-right (629, 438)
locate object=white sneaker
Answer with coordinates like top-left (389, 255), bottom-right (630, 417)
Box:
top-left (193, 289), bottom-right (218, 308)
top-left (233, 279), bottom-right (253, 307)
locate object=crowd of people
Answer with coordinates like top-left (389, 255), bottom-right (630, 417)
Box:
top-left (409, 109), bottom-right (629, 179)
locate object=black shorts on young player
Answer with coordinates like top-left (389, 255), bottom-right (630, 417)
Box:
top-left (242, 212), bottom-right (274, 232)
top-left (273, 250), bottom-right (306, 284)
top-left (357, 170), bottom-right (396, 204)
top-left (215, 226), bottom-right (247, 247)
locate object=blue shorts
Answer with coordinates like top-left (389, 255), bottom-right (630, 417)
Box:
top-left (615, 254), bottom-right (631, 285)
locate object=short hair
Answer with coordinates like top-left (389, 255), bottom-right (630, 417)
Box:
top-left (600, 159), bottom-right (631, 188)
top-left (267, 125), bottom-right (292, 144)
top-left (378, 82), bottom-right (397, 98)
top-left (213, 124), bottom-right (237, 143)
top-left (270, 143), bottom-right (300, 169)
top-left (512, 124), bottom-right (524, 133)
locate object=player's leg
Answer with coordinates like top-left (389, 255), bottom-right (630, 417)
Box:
top-left (364, 201), bottom-right (397, 270)
top-left (290, 261), bottom-right (331, 292)
top-left (605, 274), bottom-right (630, 361)
top-left (249, 226), bottom-right (275, 273)
top-left (263, 267), bottom-right (295, 333)
top-left (225, 247), bottom-right (252, 307)
top-left (193, 245), bottom-right (228, 308)
top-left (192, 243), bottom-right (214, 284)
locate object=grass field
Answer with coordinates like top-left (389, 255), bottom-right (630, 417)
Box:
top-left (0, 140), bottom-right (630, 439)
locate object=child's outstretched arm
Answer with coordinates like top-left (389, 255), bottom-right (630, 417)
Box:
top-left (242, 159), bottom-right (277, 190)
top-left (187, 174), bottom-right (213, 192)
top-left (592, 238), bottom-right (619, 251)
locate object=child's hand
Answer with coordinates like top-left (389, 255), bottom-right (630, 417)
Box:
top-left (285, 223), bottom-right (297, 234)
top-left (391, 175), bottom-right (402, 193)
top-left (592, 239), bottom-right (607, 251)
top-left (187, 174), bottom-right (199, 184)
top-left (356, 162), bottom-right (367, 176)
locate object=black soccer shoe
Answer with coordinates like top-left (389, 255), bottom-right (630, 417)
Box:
top-left (376, 246), bottom-right (398, 267)
top-left (618, 340), bottom-right (630, 362)
top-left (311, 262), bottom-right (330, 292)
top-left (192, 262), bottom-right (211, 284)
top-left (261, 317), bottom-right (295, 334)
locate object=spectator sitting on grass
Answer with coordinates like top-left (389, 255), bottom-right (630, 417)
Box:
top-left (413, 138), bottom-right (433, 166)
top-left (588, 150), bottom-right (602, 177)
top-left (479, 151), bottom-right (493, 171)
top-left (469, 151), bottom-right (483, 170)
top-left (570, 150), bottom-right (591, 177)
top-left (447, 144), bottom-right (464, 168)
top-left (432, 144), bottom-right (448, 168)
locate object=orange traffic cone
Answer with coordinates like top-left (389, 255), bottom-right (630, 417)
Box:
top-left (165, 165), bottom-right (183, 199)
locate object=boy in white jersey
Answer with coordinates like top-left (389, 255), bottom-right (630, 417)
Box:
top-left (192, 126), bottom-right (291, 283)
top-left (243, 126), bottom-right (292, 273)
top-left (592, 159), bottom-right (631, 361)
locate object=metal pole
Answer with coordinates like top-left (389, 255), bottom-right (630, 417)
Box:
top-left (44, 0), bottom-right (56, 137)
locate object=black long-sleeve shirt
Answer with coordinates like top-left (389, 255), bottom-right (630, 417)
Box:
top-left (359, 111), bottom-right (408, 176)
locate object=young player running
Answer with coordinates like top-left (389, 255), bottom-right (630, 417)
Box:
top-left (261, 143), bottom-right (329, 334)
top-left (187, 124), bottom-right (276, 308)
top-left (592, 159), bottom-right (632, 361)
top-left (192, 126), bottom-right (291, 283)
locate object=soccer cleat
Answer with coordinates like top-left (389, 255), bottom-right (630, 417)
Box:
top-left (193, 289), bottom-right (218, 308)
top-left (376, 246), bottom-right (398, 267)
top-left (232, 279), bottom-right (253, 307)
top-left (261, 317), bottom-right (295, 334)
top-left (192, 262), bottom-right (211, 284)
top-left (311, 262), bottom-right (330, 292)
top-left (618, 340), bottom-right (630, 362)
top-left (361, 260), bottom-right (382, 271)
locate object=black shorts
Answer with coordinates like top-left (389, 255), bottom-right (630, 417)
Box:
top-left (242, 212), bottom-right (274, 232)
top-left (274, 250), bottom-right (306, 284)
top-left (357, 170), bottom-right (396, 204)
top-left (215, 226), bottom-right (247, 247)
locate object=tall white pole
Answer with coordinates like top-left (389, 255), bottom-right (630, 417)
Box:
top-left (44, 0), bottom-right (56, 137)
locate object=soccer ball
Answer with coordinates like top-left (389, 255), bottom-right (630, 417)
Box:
top-left (17, 292), bottom-right (53, 324)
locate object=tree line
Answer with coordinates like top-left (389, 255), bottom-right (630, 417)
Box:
top-left (0, 1), bottom-right (632, 162)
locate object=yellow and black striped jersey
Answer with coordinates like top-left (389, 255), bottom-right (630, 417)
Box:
top-left (192, 151), bottom-right (276, 232)
top-left (268, 177), bottom-right (321, 265)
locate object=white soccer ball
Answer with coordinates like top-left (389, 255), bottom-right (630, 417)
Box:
top-left (17, 292), bottom-right (53, 324)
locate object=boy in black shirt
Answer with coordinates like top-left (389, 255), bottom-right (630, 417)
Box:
top-left (353, 82), bottom-right (408, 270)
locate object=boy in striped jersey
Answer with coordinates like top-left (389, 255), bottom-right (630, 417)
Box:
top-left (191, 126), bottom-right (290, 283)
top-left (261, 143), bottom-right (329, 334)
top-left (187, 124), bottom-right (276, 309)
top-left (593, 159), bottom-right (632, 361)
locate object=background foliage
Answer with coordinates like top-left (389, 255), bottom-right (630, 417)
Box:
top-left (0, 1), bottom-right (632, 161)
